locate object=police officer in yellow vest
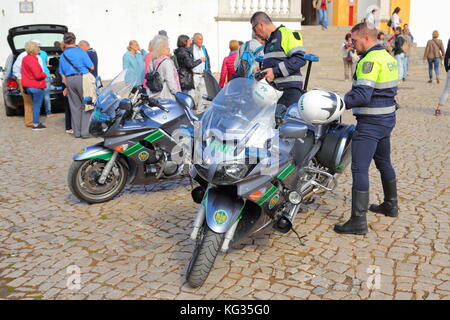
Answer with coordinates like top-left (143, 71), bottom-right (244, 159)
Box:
top-left (250, 12), bottom-right (306, 108)
top-left (334, 23), bottom-right (399, 235)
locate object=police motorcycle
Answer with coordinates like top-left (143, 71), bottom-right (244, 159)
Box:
top-left (185, 57), bottom-right (356, 288)
top-left (68, 69), bottom-right (198, 204)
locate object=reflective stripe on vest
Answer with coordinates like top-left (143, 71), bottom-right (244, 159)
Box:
top-left (279, 61), bottom-right (289, 77)
top-left (287, 46), bottom-right (305, 56)
top-left (264, 51), bottom-right (287, 59)
top-left (352, 105), bottom-right (397, 115)
top-left (274, 75), bottom-right (303, 84)
top-left (353, 79), bottom-right (399, 89)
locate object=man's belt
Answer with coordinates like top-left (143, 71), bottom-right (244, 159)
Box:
top-left (67, 73), bottom-right (83, 77)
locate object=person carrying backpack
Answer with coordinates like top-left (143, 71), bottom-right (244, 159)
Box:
top-left (233, 32), bottom-right (265, 80)
top-left (145, 36), bottom-right (181, 100)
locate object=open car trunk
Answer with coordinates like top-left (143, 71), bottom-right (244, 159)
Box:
top-left (7, 24), bottom-right (68, 56)
top-left (7, 24), bottom-right (68, 89)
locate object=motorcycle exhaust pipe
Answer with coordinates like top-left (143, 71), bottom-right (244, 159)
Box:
top-left (190, 205), bottom-right (205, 241)
top-left (273, 204), bottom-right (300, 234)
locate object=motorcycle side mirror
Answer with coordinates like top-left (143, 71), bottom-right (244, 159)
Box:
top-left (96, 76), bottom-right (103, 89)
top-left (118, 99), bottom-right (132, 111)
top-left (83, 97), bottom-right (94, 105)
top-left (279, 123), bottom-right (308, 140)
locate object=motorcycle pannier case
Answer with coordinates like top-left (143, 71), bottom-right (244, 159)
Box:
top-left (316, 123), bottom-right (355, 173)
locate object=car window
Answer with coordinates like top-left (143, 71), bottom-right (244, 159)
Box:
top-left (13, 33), bottom-right (64, 50)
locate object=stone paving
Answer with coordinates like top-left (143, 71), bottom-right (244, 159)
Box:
top-left (0, 61), bottom-right (449, 300)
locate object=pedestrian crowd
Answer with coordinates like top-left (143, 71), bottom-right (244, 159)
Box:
top-left (12, 4), bottom-right (450, 137)
top-left (13, 34), bottom-right (98, 134)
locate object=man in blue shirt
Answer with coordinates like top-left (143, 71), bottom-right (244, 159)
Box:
top-left (59, 32), bottom-right (94, 139)
top-left (78, 40), bottom-right (98, 78)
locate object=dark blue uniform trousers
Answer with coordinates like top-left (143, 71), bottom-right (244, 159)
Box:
top-left (351, 122), bottom-right (396, 192)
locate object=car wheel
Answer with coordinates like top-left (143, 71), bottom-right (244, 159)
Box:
top-left (4, 98), bottom-right (16, 116)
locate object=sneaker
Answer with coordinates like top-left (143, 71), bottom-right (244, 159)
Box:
top-left (437, 78), bottom-right (440, 84)
top-left (428, 79), bottom-right (432, 83)
top-left (32, 123), bottom-right (46, 130)
top-left (435, 109), bottom-right (442, 116)
top-left (65, 129), bottom-right (73, 134)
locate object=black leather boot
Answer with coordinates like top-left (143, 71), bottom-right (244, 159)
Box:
top-left (369, 179), bottom-right (398, 217)
top-left (334, 189), bottom-right (369, 235)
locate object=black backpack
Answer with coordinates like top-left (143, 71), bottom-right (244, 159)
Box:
top-left (145, 59), bottom-right (167, 92)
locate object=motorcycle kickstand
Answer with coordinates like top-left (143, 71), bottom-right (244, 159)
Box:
top-left (291, 228), bottom-right (307, 246)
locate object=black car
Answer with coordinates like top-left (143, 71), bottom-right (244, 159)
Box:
top-left (1, 24), bottom-right (68, 116)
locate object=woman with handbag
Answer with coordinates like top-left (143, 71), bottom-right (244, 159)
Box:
top-left (389, 7), bottom-right (401, 33)
top-left (423, 30), bottom-right (446, 84)
top-left (146, 36), bottom-right (181, 100)
top-left (21, 41), bottom-right (47, 130)
top-left (342, 33), bottom-right (357, 81)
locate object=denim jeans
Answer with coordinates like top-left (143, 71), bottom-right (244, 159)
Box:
top-left (25, 87), bottom-right (45, 125)
top-left (428, 58), bottom-right (441, 80)
top-left (395, 53), bottom-right (405, 80)
top-left (317, 9), bottom-right (328, 30)
top-left (44, 78), bottom-right (52, 114)
top-left (403, 55), bottom-right (410, 80)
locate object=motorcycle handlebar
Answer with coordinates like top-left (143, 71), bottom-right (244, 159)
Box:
top-left (254, 71), bottom-right (267, 81)
top-left (144, 96), bottom-right (170, 113)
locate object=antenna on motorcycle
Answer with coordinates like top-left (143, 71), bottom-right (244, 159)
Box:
top-left (302, 54), bottom-right (319, 92)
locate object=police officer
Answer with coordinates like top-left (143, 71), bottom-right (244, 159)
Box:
top-left (250, 12), bottom-right (306, 108)
top-left (334, 23), bottom-right (399, 235)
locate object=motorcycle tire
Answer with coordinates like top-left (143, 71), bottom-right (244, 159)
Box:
top-left (186, 223), bottom-right (225, 288)
top-left (68, 158), bottom-right (128, 204)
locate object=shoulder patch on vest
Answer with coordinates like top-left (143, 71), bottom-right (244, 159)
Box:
top-left (293, 32), bottom-right (301, 40)
top-left (362, 62), bottom-right (374, 74)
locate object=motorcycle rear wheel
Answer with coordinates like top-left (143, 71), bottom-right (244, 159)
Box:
top-left (68, 158), bottom-right (128, 204)
top-left (186, 223), bottom-right (225, 288)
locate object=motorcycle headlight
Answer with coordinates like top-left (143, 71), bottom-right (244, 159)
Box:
top-left (221, 163), bottom-right (248, 180)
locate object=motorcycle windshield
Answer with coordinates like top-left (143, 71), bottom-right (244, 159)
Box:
top-left (195, 78), bottom-right (280, 183)
top-left (89, 69), bottom-right (136, 135)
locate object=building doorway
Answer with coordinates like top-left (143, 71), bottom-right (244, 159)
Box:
top-left (302, 0), bottom-right (317, 25)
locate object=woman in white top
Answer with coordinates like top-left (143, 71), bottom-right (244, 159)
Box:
top-left (147, 36), bottom-right (181, 100)
top-left (365, 8), bottom-right (377, 28)
top-left (390, 7), bottom-right (401, 32)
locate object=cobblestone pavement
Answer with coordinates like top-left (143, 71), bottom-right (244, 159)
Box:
top-left (0, 61), bottom-right (449, 300)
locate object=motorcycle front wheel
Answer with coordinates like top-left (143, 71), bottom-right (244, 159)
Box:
top-left (186, 223), bottom-right (225, 288)
top-left (68, 158), bottom-right (128, 204)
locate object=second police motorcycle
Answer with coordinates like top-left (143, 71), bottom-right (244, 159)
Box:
top-left (68, 70), bottom-right (199, 203)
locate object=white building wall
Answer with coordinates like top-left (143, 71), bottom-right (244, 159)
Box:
top-left (0, 0), bottom-right (302, 80)
top-left (409, 0), bottom-right (449, 48)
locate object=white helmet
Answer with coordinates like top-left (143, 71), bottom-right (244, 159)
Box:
top-left (298, 89), bottom-right (346, 124)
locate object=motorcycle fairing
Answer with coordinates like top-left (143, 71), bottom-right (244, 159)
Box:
top-left (73, 143), bottom-right (112, 161)
top-left (203, 188), bottom-right (245, 233)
